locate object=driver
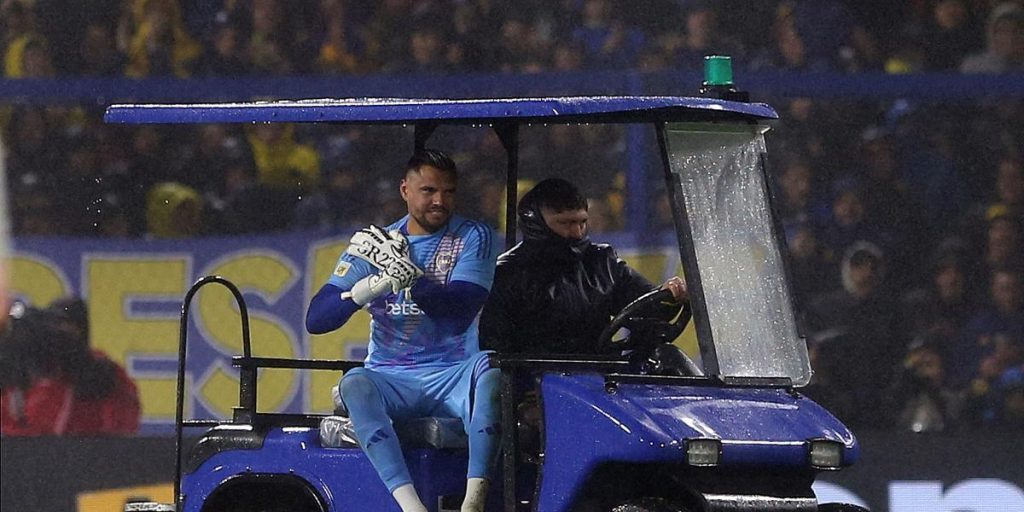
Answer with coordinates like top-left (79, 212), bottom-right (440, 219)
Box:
top-left (480, 178), bottom-right (687, 355)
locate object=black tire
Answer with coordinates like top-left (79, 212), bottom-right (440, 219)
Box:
top-left (818, 504), bottom-right (871, 512)
top-left (609, 497), bottom-right (691, 512)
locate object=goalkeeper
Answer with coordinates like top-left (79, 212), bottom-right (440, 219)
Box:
top-left (306, 149), bottom-right (500, 512)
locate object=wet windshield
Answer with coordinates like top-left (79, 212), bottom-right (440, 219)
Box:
top-left (663, 123), bottom-right (810, 386)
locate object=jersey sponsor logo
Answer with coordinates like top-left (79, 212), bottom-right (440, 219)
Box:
top-left (333, 261), bottom-right (351, 277)
top-left (385, 300), bottom-right (423, 316)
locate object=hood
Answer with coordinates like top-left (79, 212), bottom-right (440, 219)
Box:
top-left (517, 189), bottom-right (591, 259)
top-left (542, 374), bottom-right (857, 466)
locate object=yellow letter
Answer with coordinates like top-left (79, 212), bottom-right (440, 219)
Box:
top-left (9, 254), bottom-right (70, 307)
top-left (87, 257), bottom-right (188, 422)
top-left (197, 253), bottom-right (300, 417)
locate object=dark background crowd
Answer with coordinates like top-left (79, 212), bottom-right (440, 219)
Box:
top-left (1, 0), bottom-right (1023, 435)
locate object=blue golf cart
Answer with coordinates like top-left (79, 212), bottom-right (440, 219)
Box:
top-left (107, 83), bottom-right (866, 512)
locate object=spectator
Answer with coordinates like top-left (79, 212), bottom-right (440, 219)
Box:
top-left (221, 123), bottom-right (320, 233)
top-left (570, 0), bottom-right (646, 69)
top-left (111, 125), bottom-right (176, 236)
top-left (771, 99), bottom-right (849, 172)
top-left (193, 20), bottom-right (250, 76)
top-left (954, 269), bottom-right (1024, 389)
top-left (805, 242), bottom-right (904, 427)
top-left (363, 0), bottom-right (416, 71)
top-left (314, 0), bottom-right (364, 75)
top-left (960, 1), bottom-right (1024, 73)
top-left (961, 332), bottom-right (1024, 425)
top-left (5, 35), bottom-right (55, 78)
top-left (976, 213), bottom-right (1024, 285)
top-left (815, 180), bottom-right (892, 270)
top-left (245, 0), bottom-right (296, 75)
top-left (401, 27), bottom-right (448, 74)
top-left (77, 22), bottom-right (125, 76)
top-left (172, 123), bottom-right (253, 199)
top-left (789, 0), bottom-right (863, 71)
top-left (246, 123), bottom-right (320, 194)
top-left (494, 16), bottom-right (547, 74)
top-left (448, 1), bottom-right (500, 71)
top-left (987, 155), bottom-right (1024, 225)
top-left (145, 181), bottom-right (205, 238)
top-left (550, 41), bottom-right (584, 71)
top-left (672, 0), bottom-right (744, 70)
top-left (292, 139), bottom-right (376, 231)
top-left (118, 0), bottom-right (202, 78)
top-left (748, 0), bottom-right (847, 72)
top-left (889, 335), bottom-right (963, 432)
top-left (1, 0), bottom-right (40, 77)
top-left (855, 127), bottom-right (932, 284)
top-left (902, 250), bottom-right (978, 344)
top-left (3, 106), bottom-right (65, 199)
top-left (910, 0), bottom-right (984, 71)
top-left (0, 300), bottom-right (141, 436)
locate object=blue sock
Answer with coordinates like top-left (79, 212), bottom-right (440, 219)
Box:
top-left (467, 367), bottom-right (502, 479)
top-left (339, 374), bottom-right (411, 492)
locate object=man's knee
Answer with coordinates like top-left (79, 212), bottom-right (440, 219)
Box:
top-left (339, 373), bottom-right (381, 409)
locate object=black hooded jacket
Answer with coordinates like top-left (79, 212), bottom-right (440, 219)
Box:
top-left (479, 203), bottom-right (659, 355)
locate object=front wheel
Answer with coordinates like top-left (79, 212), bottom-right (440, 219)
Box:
top-left (609, 497), bottom-right (691, 512)
top-left (818, 504), bottom-right (871, 512)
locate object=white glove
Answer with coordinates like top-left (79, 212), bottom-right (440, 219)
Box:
top-left (383, 257), bottom-right (423, 291)
top-left (340, 260), bottom-right (423, 306)
top-left (345, 225), bottom-right (410, 271)
top-left (342, 273), bottom-right (400, 306)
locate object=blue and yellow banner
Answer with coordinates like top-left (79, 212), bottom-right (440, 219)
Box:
top-left (11, 231), bottom-right (685, 434)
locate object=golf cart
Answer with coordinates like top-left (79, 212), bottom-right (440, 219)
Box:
top-left (107, 69), bottom-right (865, 512)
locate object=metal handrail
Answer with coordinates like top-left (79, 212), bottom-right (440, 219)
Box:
top-left (174, 276), bottom-right (251, 511)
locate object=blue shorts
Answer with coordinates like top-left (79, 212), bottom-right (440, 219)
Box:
top-left (340, 351), bottom-right (494, 426)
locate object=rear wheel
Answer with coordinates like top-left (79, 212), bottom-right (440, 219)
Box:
top-left (201, 477), bottom-right (325, 512)
top-left (610, 497), bottom-right (691, 512)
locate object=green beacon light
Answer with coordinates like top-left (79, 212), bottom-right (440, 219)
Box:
top-left (703, 55), bottom-right (734, 88)
top-left (699, 55), bottom-right (749, 102)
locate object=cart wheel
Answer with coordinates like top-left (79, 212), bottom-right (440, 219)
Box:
top-left (818, 504), bottom-right (871, 512)
top-left (609, 497), bottom-right (690, 512)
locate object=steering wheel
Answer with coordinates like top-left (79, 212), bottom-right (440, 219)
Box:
top-left (597, 288), bottom-right (690, 351)
top-left (596, 288), bottom-right (701, 376)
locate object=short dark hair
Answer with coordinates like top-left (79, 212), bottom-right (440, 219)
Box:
top-left (407, 148), bottom-right (457, 179)
top-left (520, 178), bottom-right (588, 214)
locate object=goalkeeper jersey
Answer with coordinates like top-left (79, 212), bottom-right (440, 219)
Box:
top-left (327, 215), bottom-right (498, 369)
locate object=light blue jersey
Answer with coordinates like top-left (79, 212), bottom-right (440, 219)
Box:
top-left (328, 215), bottom-right (498, 369)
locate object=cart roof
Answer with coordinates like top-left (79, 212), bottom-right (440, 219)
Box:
top-left (104, 96), bottom-right (778, 125)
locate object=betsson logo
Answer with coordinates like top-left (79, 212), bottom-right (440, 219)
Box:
top-left (385, 301), bottom-right (423, 316)
top-left (814, 478), bottom-right (1024, 512)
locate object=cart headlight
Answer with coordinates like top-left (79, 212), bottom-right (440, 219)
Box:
top-left (686, 438), bottom-right (721, 467)
top-left (808, 439), bottom-right (843, 470)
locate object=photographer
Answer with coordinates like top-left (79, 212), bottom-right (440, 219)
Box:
top-left (0, 298), bottom-right (140, 436)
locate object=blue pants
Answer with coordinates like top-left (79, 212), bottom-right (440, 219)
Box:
top-left (338, 351), bottom-right (501, 492)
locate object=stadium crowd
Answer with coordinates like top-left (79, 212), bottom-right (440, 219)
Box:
top-left (1, 0), bottom-right (1023, 434)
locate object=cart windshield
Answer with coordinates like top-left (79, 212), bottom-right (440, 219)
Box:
top-left (663, 123), bottom-right (810, 386)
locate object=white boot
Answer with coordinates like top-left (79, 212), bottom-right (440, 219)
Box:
top-left (392, 483), bottom-right (428, 512)
top-left (461, 477), bottom-right (489, 512)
